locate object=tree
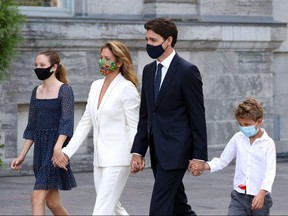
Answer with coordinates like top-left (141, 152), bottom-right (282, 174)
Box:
top-left (0, 0), bottom-right (26, 80)
top-left (0, 0), bottom-right (26, 168)
top-left (0, 144), bottom-right (4, 168)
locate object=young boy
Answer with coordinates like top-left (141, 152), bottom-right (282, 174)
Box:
top-left (190, 97), bottom-right (276, 215)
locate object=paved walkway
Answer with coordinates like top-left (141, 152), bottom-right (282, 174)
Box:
top-left (0, 161), bottom-right (288, 215)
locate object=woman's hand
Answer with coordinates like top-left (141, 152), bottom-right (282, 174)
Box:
top-left (52, 148), bottom-right (69, 170)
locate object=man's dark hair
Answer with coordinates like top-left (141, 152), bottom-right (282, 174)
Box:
top-left (144, 18), bottom-right (178, 47)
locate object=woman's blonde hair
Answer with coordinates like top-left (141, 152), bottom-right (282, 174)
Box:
top-left (234, 97), bottom-right (263, 121)
top-left (101, 41), bottom-right (138, 87)
top-left (37, 49), bottom-right (69, 84)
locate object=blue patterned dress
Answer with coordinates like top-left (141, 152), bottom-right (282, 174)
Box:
top-left (23, 84), bottom-right (77, 190)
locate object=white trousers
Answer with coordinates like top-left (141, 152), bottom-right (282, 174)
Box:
top-left (92, 166), bottom-right (130, 215)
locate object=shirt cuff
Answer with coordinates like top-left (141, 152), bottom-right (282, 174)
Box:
top-left (192, 158), bottom-right (205, 162)
top-left (132, 153), bottom-right (143, 157)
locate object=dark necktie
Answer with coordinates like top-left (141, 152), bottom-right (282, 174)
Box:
top-left (154, 63), bottom-right (163, 103)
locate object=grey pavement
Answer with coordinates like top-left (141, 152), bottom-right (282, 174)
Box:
top-left (0, 160), bottom-right (288, 215)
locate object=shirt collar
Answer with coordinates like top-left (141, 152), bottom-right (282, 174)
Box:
top-left (157, 49), bottom-right (176, 69)
top-left (239, 128), bottom-right (270, 141)
top-left (259, 129), bottom-right (269, 140)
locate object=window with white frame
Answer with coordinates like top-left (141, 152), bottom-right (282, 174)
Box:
top-left (16, 0), bottom-right (74, 17)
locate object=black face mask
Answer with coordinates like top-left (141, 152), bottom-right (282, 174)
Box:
top-left (34, 65), bottom-right (54, 80)
top-left (146, 40), bottom-right (166, 59)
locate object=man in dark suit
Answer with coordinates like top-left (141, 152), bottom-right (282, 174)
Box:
top-left (130, 18), bottom-right (208, 216)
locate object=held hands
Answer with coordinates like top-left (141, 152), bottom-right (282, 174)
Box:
top-left (188, 159), bottom-right (206, 176)
top-left (130, 154), bottom-right (145, 174)
top-left (52, 148), bottom-right (69, 170)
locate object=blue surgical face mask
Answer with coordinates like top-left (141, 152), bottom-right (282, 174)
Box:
top-left (239, 124), bottom-right (259, 138)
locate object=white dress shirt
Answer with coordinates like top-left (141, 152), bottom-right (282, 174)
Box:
top-left (156, 49), bottom-right (176, 88)
top-left (207, 129), bottom-right (276, 196)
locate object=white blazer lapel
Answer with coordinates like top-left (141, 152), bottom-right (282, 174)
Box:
top-left (97, 73), bottom-right (122, 112)
top-left (92, 79), bottom-right (104, 112)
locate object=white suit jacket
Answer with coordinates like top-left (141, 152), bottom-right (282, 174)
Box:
top-left (62, 73), bottom-right (140, 167)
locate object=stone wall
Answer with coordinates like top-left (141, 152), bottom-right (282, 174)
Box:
top-left (0, 0), bottom-right (287, 175)
top-left (200, 0), bottom-right (272, 16)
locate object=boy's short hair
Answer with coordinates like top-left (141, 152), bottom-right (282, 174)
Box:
top-left (234, 98), bottom-right (263, 121)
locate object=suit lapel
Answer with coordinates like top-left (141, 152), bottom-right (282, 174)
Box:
top-left (92, 79), bottom-right (104, 111)
top-left (154, 55), bottom-right (178, 108)
top-left (97, 73), bottom-right (122, 112)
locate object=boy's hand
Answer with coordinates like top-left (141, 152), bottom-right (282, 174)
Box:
top-left (251, 190), bottom-right (266, 210)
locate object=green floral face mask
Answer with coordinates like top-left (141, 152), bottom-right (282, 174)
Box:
top-left (99, 59), bottom-right (117, 76)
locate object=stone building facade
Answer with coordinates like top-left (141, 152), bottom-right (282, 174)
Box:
top-left (1, 0), bottom-right (288, 175)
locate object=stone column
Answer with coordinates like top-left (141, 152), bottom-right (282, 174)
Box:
top-left (143, 0), bottom-right (200, 19)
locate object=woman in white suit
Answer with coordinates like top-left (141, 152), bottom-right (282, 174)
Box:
top-left (52, 41), bottom-right (140, 215)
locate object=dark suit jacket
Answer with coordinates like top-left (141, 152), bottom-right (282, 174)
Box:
top-left (131, 53), bottom-right (207, 170)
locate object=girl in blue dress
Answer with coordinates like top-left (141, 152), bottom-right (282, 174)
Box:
top-left (11, 49), bottom-right (76, 215)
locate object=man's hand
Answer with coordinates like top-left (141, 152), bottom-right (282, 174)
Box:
top-left (130, 154), bottom-right (145, 174)
top-left (188, 159), bottom-right (205, 176)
